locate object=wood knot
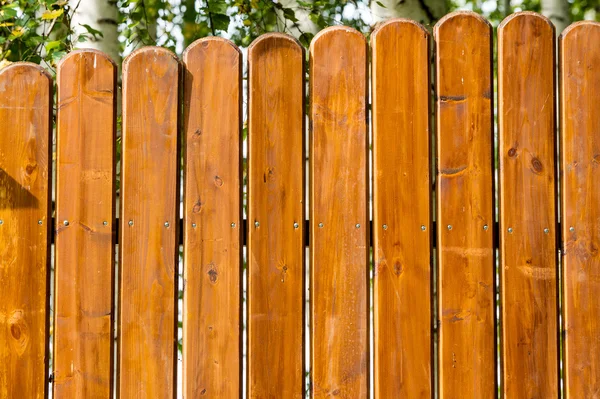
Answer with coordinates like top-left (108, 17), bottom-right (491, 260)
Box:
top-left (393, 261), bottom-right (403, 276)
top-left (214, 176), bottom-right (223, 187)
top-left (207, 263), bottom-right (218, 284)
top-left (25, 164), bottom-right (36, 174)
top-left (8, 310), bottom-right (29, 356)
top-left (531, 157), bottom-right (544, 174)
top-left (507, 148), bottom-right (517, 158)
top-left (192, 198), bottom-right (202, 213)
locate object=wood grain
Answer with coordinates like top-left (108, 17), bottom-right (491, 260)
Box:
top-left (0, 63), bottom-right (52, 399)
top-left (434, 12), bottom-right (495, 398)
top-left (371, 19), bottom-right (431, 398)
top-left (310, 26), bottom-right (369, 398)
top-left (54, 49), bottom-right (116, 399)
top-left (182, 37), bottom-right (242, 398)
top-left (118, 47), bottom-right (181, 398)
top-left (560, 20), bottom-right (600, 398)
top-left (247, 33), bottom-right (305, 398)
top-left (498, 12), bottom-right (559, 397)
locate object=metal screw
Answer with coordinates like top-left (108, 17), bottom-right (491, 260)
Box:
top-left (103, 221), bottom-right (108, 226)
top-left (192, 223), bottom-right (197, 228)
top-left (318, 223), bottom-right (324, 228)
top-left (447, 225), bottom-right (452, 230)
top-left (483, 225), bottom-right (489, 231)
top-left (544, 228), bottom-right (549, 234)
top-left (421, 225), bottom-right (426, 231)
top-left (0, 220), bottom-right (4, 225)
top-left (355, 223), bottom-right (361, 229)
top-left (508, 227), bottom-right (513, 233)
top-left (38, 220), bottom-right (43, 225)
top-left (128, 220), bottom-right (134, 226)
top-left (231, 222), bottom-right (236, 228)
top-left (63, 220), bottom-right (69, 226)
top-left (570, 226), bottom-right (575, 232)
top-left (383, 224), bottom-right (388, 230)
top-left (294, 222), bottom-right (299, 229)
top-left (165, 221), bottom-right (170, 228)
top-left (254, 221), bottom-right (260, 228)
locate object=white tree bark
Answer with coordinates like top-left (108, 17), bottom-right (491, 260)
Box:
top-left (541, 0), bottom-right (571, 35)
top-left (276, 0), bottom-right (319, 38)
top-left (370, 0), bottom-right (448, 27)
top-left (70, 0), bottom-right (121, 65)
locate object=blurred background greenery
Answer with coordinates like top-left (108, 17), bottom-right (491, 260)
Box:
top-left (0, 0), bottom-right (597, 71)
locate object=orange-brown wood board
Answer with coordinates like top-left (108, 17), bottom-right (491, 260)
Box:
top-left (0, 63), bottom-right (52, 399)
top-left (434, 11), bottom-right (496, 398)
top-left (310, 26), bottom-right (369, 398)
top-left (118, 47), bottom-right (181, 398)
top-left (182, 37), bottom-right (243, 398)
top-left (247, 33), bottom-right (306, 398)
top-left (54, 49), bottom-right (117, 399)
top-left (372, 19), bottom-right (432, 398)
top-left (498, 12), bottom-right (559, 398)
top-left (560, 20), bottom-right (600, 398)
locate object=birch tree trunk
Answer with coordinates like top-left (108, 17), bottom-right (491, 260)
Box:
top-left (70, 0), bottom-right (121, 65)
top-left (370, 0), bottom-right (448, 27)
top-left (541, 0), bottom-right (571, 35)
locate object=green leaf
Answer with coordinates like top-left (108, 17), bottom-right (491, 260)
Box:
top-left (45, 40), bottom-right (61, 52)
top-left (41, 8), bottom-right (64, 20)
top-left (80, 23), bottom-right (104, 39)
top-left (376, 1), bottom-right (387, 7)
top-left (211, 13), bottom-right (229, 31)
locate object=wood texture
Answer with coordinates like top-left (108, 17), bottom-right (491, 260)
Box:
top-left (0, 63), bottom-right (52, 399)
top-left (182, 37), bottom-right (242, 398)
top-left (54, 50), bottom-right (116, 399)
top-left (118, 47), bottom-right (180, 398)
top-left (560, 21), bottom-right (600, 398)
top-left (371, 19), bottom-right (431, 398)
top-left (247, 34), bottom-right (305, 398)
top-left (434, 12), bottom-right (495, 398)
top-left (498, 12), bottom-right (559, 397)
top-left (310, 26), bottom-right (369, 398)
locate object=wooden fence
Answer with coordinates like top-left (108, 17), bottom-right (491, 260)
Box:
top-left (0, 10), bottom-right (599, 399)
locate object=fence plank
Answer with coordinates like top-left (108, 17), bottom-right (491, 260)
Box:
top-left (248, 34), bottom-right (305, 397)
top-left (118, 47), bottom-right (181, 398)
top-left (0, 63), bottom-right (52, 399)
top-left (53, 50), bottom-right (116, 399)
top-left (182, 38), bottom-right (242, 398)
top-left (371, 19), bottom-right (431, 398)
top-left (498, 12), bottom-right (558, 397)
top-left (434, 12), bottom-right (495, 398)
top-left (560, 21), bottom-right (600, 398)
top-left (310, 27), bottom-right (369, 398)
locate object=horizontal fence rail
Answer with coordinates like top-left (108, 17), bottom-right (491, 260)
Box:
top-left (1, 10), bottom-right (599, 399)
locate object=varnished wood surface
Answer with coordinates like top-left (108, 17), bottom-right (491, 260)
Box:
top-left (434, 11), bottom-right (495, 398)
top-left (0, 63), bottom-right (52, 399)
top-left (247, 33), bottom-right (305, 398)
top-left (54, 50), bottom-right (116, 399)
top-left (118, 47), bottom-right (181, 398)
top-left (182, 37), bottom-right (242, 398)
top-left (371, 19), bottom-right (432, 398)
top-left (498, 12), bottom-right (559, 397)
top-left (310, 26), bottom-right (369, 398)
top-left (560, 21), bottom-right (600, 398)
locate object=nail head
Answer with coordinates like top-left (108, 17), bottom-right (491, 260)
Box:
top-left (355, 223), bottom-right (360, 229)
top-left (570, 226), bottom-right (575, 232)
top-left (544, 228), bottom-right (549, 234)
top-left (254, 221), bottom-right (260, 228)
top-left (382, 224), bottom-right (388, 230)
top-left (128, 220), bottom-right (134, 226)
top-left (294, 222), bottom-right (299, 229)
top-left (508, 227), bottom-right (513, 233)
top-left (63, 220), bottom-right (69, 226)
top-left (421, 225), bottom-right (426, 231)
top-left (231, 222), bottom-right (236, 228)
top-left (447, 224), bottom-right (452, 230)
top-left (318, 223), bottom-right (324, 228)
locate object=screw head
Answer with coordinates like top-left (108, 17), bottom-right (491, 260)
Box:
top-left (164, 221), bottom-right (170, 227)
top-left (447, 224), bottom-right (452, 230)
top-left (38, 220), bottom-right (43, 225)
top-left (421, 225), bottom-right (426, 231)
top-left (293, 222), bottom-right (299, 229)
top-left (231, 222), bottom-right (236, 228)
top-left (570, 226), bottom-right (575, 232)
top-left (544, 228), bottom-right (549, 234)
top-left (63, 220), bottom-right (69, 226)
top-left (355, 223), bottom-right (361, 229)
top-left (192, 223), bottom-right (197, 228)
top-left (103, 221), bottom-right (108, 226)
top-left (508, 227), bottom-right (513, 233)
top-left (0, 220), bottom-right (3, 225)
top-left (483, 224), bottom-right (489, 231)
top-left (382, 224), bottom-right (388, 230)
top-left (254, 221), bottom-right (260, 228)
top-left (128, 220), bottom-right (134, 226)
top-left (318, 223), bottom-right (324, 228)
